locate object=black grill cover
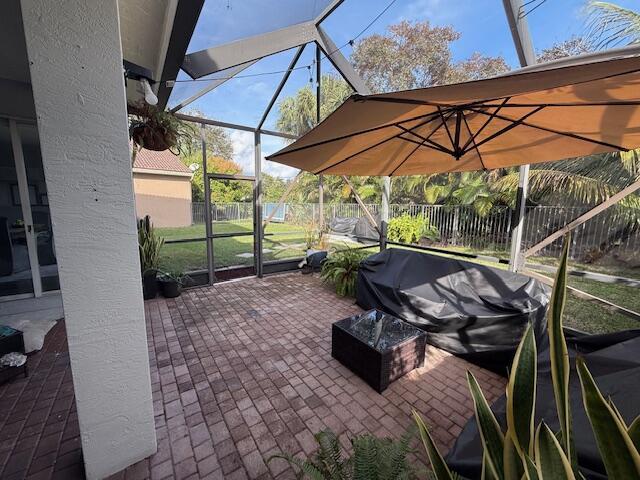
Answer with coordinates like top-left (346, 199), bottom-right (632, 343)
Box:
top-left (446, 330), bottom-right (640, 479)
top-left (356, 249), bottom-right (550, 374)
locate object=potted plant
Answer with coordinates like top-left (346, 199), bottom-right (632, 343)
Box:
top-left (320, 247), bottom-right (369, 297)
top-left (138, 215), bottom-right (164, 300)
top-left (158, 270), bottom-right (189, 298)
top-left (128, 102), bottom-right (195, 155)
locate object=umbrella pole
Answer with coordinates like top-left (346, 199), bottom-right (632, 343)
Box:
top-left (503, 0), bottom-right (537, 271)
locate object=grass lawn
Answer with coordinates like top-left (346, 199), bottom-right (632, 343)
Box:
top-left (156, 224), bottom-right (639, 335)
top-left (157, 221), bottom-right (307, 272)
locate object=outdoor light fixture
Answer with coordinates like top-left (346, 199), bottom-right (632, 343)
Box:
top-left (123, 59), bottom-right (158, 106)
top-left (140, 78), bottom-right (158, 105)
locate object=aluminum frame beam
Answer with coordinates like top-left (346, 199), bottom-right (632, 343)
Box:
top-left (182, 21), bottom-right (318, 79)
top-left (315, 25), bottom-right (370, 94)
top-left (524, 178), bottom-right (640, 258)
top-left (175, 113), bottom-right (297, 139)
top-left (503, 0), bottom-right (536, 272)
top-left (171, 61), bottom-right (257, 113)
top-left (257, 46), bottom-right (305, 129)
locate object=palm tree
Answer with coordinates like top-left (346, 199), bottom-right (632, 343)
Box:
top-left (585, 1), bottom-right (640, 49)
top-left (276, 74), bottom-right (351, 136)
top-left (423, 172), bottom-right (505, 216)
top-left (492, 151), bottom-right (640, 221)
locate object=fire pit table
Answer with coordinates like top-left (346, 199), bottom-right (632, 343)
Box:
top-left (332, 309), bottom-right (427, 393)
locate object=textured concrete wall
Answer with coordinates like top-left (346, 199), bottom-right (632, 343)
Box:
top-left (20, 0), bottom-right (157, 478)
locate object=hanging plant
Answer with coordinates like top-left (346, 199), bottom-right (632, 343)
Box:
top-left (128, 102), bottom-right (195, 155)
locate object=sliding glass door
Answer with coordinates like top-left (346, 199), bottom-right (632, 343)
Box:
top-left (0, 118), bottom-right (59, 298)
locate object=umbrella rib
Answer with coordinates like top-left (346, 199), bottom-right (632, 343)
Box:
top-left (469, 106), bottom-right (546, 150)
top-left (480, 100), bottom-right (640, 108)
top-left (467, 106), bottom-right (630, 152)
top-left (267, 110), bottom-right (442, 159)
top-left (396, 125), bottom-right (456, 155)
top-left (390, 112), bottom-right (453, 176)
top-left (460, 97), bottom-right (511, 152)
top-left (313, 115), bottom-right (441, 174)
top-left (398, 135), bottom-right (455, 154)
top-left (462, 113), bottom-right (487, 170)
top-left (438, 107), bottom-right (456, 152)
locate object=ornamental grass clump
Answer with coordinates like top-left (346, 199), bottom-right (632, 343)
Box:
top-left (138, 215), bottom-right (164, 275)
top-left (415, 234), bottom-right (640, 479)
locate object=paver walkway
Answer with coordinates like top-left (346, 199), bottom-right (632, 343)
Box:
top-left (0, 272), bottom-right (506, 479)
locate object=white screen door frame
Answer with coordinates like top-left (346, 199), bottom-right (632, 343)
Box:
top-left (7, 118), bottom-right (43, 297)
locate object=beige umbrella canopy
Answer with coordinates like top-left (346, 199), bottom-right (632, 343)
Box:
top-left (267, 48), bottom-right (640, 176)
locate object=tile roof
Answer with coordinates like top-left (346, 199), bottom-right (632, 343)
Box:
top-left (133, 147), bottom-right (192, 174)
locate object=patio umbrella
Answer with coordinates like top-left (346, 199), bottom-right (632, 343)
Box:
top-left (266, 47), bottom-right (640, 176)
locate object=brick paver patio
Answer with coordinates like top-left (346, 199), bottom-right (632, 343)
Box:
top-left (0, 272), bottom-right (506, 479)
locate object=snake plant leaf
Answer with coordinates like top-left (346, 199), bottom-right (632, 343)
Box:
top-left (608, 397), bottom-right (628, 428)
top-left (576, 357), bottom-right (640, 478)
top-left (413, 410), bottom-right (453, 480)
top-left (506, 323), bottom-right (537, 458)
top-left (629, 417), bottom-right (640, 451)
top-left (534, 423), bottom-right (576, 480)
top-left (547, 235), bottom-right (576, 469)
top-left (503, 431), bottom-right (523, 480)
top-left (467, 371), bottom-right (505, 479)
top-left (523, 454), bottom-right (539, 480)
top-left (482, 452), bottom-right (497, 480)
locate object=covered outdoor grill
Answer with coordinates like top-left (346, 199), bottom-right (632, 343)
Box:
top-left (356, 248), bottom-right (550, 374)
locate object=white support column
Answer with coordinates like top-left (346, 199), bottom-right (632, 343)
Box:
top-left (503, 0), bottom-right (537, 272)
top-left (20, 1), bottom-right (156, 479)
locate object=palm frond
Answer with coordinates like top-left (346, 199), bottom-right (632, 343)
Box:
top-left (585, 1), bottom-right (640, 50)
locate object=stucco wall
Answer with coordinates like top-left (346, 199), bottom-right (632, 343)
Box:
top-left (20, 0), bottom-right (157, 478)
top-left (133, 171), bottom-right (192, 227)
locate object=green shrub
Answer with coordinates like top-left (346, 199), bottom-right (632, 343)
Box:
top-left (416, 234), bottom-right (640, 479)
top-left (387, 213), bottom-right (439, 244)
top-left (320, 248), bottom-right (368, 297)
top-left (269, 428), bottom-right (418, 480)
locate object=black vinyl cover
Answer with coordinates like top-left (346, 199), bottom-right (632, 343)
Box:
top-left (356, 249), bottom-right (550, 374)
top-left (447, 329), bottom-right (640, 479)
top-left (329, 215), bottom-right (380, 241)
top-left (329, 217), bottom-right (359, 235)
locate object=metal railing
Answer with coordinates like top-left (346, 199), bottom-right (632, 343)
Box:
top-left (191, 202), bottom-right (639, 259)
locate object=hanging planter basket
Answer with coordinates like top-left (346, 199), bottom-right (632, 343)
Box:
top-left (130, 123), bottom-right (177, 152)
top-left (128, 102), bottom-right (193, 153)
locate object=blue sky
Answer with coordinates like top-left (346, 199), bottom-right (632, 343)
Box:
top-left (168, 0), bottom-right (637, 177)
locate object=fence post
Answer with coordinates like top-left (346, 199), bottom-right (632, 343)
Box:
top-left (452, 207), bottom-right (459, 246)
top-left (380, 220), bottom-right (387, 252)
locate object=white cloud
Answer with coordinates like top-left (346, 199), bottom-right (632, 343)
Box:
top-left (398, 0), bottom-right (464, 23)
top-left (230, 130), bottom-right (299, 179)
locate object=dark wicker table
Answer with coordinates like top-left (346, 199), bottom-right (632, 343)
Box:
top-left (332, 309), bottom-right (427, 393)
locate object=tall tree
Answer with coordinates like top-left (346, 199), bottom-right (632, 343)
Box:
top-left (351, 20), bottom-right (509, 93)
top-left (276, 74), bottom-right (351, 136)
top-left (537, 36), bottom-right (591, 63)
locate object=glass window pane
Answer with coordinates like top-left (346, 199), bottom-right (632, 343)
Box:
top-left (0, 120), bottom-right (34, 296)
top-left (188, 0), bottom-right (334, 52)
top-left (20, 123), bottom-right (60, 292)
